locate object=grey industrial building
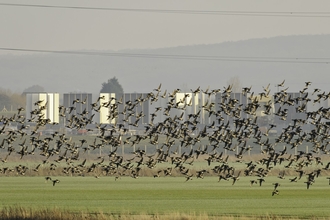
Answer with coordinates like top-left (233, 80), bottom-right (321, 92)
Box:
top-left (24, 91), bottom-right (328, 134)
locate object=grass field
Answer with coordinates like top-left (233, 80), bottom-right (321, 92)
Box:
top-left (0, 176), bottom-right (329, 219)
top-left (0, 128), bottom-right (329, 219)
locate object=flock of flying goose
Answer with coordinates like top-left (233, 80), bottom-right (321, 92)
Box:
top-left (0, 81), bottom-right (330, 196)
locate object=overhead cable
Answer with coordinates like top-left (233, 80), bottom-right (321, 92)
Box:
top-left (0, 47), bottom-right (329, 64)
top-left (0, 3), bottom-right (330, 17)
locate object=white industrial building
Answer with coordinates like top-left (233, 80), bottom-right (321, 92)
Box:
top-left (25, 93), bottom-right (60, 123)
top-left (99, 93), bottom-right (117, 124)
top-left (98, 92), bottom-right (199, 127)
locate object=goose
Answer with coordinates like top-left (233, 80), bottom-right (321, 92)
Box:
top-left (191, 86), bottom-right (201, 96)
top-left (81, 97), bottom-right (87, 104)
top-left (180, 168), bottom-right (189, 176)
top-left (231, 171), bottom-right (241, 185)
top-left (277, 80), bottom-right (285, 87)
top-left (273, 183), bottom-right (280, 190)
top-left (163, 167), bottom-right (172, 176)
top-left (277, 170), bottom-right (285, 179)
top-left (242, 86), bottom-right (252, 96)
top-left (272, 189), bottom-right (279, 196)
top-left (312, 88), bottom-right (321, 95)
top-left (185, 174), bottom-right (193, 182)
top-left (33, 164), bottom-right (41, 172)
top-left (289, 177), bottom-right (298, 182)
top-left (186, 158), bottom-right (195, 166)
top-left (257, 178), bottom-right (265, 186)
top-left (34, 100), bottom-right (44, 106)
top-left (154, 83), bottom-right (162, 93)
top-left (299, 87), bottom-right (308, 94)
top-left (153, 170), bottom-right (162, 178)
top-left (304, 180), bottom-right (313, 189)
top-left (196, 169), bottom-right (209, 179)
top-left (305, 81), bottom-right (312, 87)
top-left (17, 107), bottom-right (25, 115)
top-left (52, 179), bottom-right (60, 186)
top-left (218, 174), bottom-right (229, 182)
top-left (0, 154), bottom-right (9, 163)
top-left (323, 162), bottom-right (330, 170)
top-left (45, 176), bottom-right (52, 183)
top-left (250, 180), bottom-right (257, 186)
top-left (72, 99), bottom-right (80, 104)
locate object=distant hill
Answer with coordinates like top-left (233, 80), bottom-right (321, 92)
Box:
top-left (1, 34), bottom-right (330, 95)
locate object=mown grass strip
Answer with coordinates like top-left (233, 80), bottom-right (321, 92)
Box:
top-left (0, 176), bottom-right (329, 218)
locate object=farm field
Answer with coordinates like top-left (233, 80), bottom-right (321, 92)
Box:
top-left (0, 132), bottom-right (329, 219)
top-left (0, 176), bottom-right (329, 219)
top-left (2, 84), bottom-right (330, 220)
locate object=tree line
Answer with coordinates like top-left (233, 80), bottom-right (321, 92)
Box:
top-left (0, 77), bottom-right (124, 113)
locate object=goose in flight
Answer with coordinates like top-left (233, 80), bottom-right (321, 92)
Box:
top-left (231, 171), bottom-right (241, 185)
top-left (52, 179), bottom-right (60, 186)
top-left (277, 170), bottom-right (285, 179)
top-left (277, 80), bottom-right (285, 87)
top-left (154, 83), bottom-right (162, 93)
top-left (45, 176), bottom-right (52, 183)
top-left (250, 180), bottom-right (257, 186)
top-left (272, 189), bottom-right (279, 196)
top-left (257, 178), bottom-right (265, 186)
top-left (33, 164), bottom-right (41, 172)
top-left (185, 174), bottom-right (194, 182)
top-left (273, 182), bottom-right (280, 190)
top-left (304, 180), bottom-right (313, 189)
top-left (289, 177), bottom-right (298, 182)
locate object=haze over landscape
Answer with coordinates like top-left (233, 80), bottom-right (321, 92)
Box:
top-left (1, 1), bottom-right (330, 95)
top-left (1, 2), bottom-right (330, 219)
top-left (1, 34), bottom-right (330, 95)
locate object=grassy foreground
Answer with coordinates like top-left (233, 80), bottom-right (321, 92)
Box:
top-left (0, 176), bottom-right (329, 219)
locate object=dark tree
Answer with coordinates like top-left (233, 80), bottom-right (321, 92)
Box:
top-left (0, 89), bottom-right (25, 111)
top-left (100, 77), bottom-right (124, 94)
top-left (0, 93), bottom-right (11, 110)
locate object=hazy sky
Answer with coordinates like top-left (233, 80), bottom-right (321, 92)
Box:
top-left (1, 0), bottom-right (330, 54)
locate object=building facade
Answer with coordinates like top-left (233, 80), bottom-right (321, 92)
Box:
top-left (25, 93), bottom-right (60, 123)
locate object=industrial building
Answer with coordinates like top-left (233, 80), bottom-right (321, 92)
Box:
top-left (24, 90), bottom-right (328, 134)
top-left (25, 93), bottom-right (60, 123)
top-left (63, 93), bottom-right (93, 120)
top-left (98, 93), bottom-right (149, 126)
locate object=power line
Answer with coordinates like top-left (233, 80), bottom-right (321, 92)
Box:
top-left (0, 47), bottom-right (329, 64)
top-left (0, 3), bottom-right (330, 18)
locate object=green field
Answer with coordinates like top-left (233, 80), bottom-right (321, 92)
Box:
top-left (1, 121), bottom-right (329, 219)
top-left (0, 176), bottom-right (329, 219)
